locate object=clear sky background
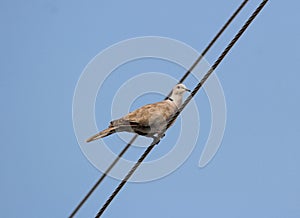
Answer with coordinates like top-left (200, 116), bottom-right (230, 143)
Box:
top-left (1, 0), bottom-right (299, 217)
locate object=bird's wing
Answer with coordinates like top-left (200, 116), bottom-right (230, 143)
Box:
top-left (111, 100), bottom-right (176, 128)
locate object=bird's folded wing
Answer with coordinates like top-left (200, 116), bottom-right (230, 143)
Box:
top-left (121, 101), bottom-right (176, 126)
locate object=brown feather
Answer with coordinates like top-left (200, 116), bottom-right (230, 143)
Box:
top-left (86, 126), bottom-right (117, 142)
top-left (86, 100), bottom-right (178, 142)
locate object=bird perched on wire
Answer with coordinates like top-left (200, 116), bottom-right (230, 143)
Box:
top-left (86, 83), bottom-right (190, 143)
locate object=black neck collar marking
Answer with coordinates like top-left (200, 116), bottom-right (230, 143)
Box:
top-left (166, 97), bottom-right (173, 101)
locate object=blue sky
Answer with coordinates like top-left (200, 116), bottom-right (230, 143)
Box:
top-left (1, 0), bottom-right (300, 217)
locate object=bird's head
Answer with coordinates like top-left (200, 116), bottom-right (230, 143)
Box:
top-left (172, 84), bottom-right (191, 96)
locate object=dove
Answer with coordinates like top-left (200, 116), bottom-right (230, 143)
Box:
top-left (86, 83), bottom-right (190, 142)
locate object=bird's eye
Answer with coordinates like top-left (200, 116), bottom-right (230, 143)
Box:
top-left (177, 86), bottom-right (180, 89)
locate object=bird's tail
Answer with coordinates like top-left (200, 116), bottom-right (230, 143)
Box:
top-left (86, 126), bottom-right (117, 143)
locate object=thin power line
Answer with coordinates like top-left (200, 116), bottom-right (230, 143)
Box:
top-left (95, 1), bottom-right (269, 217)
top-left (168, 0), bottom-right (249, 92)
top-left (68, 135), bottom-right (137, 218)
top-left (69, 1), bottom-right (249, 217)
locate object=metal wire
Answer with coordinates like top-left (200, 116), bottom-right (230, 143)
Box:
top-left (95, 1), bottom-right (269, 217)
top-left (167, 0), bottom-right (249, 93)
top-left (68, 1), bottom-right (250, 217)
top-left (68, 135), bottom-right (137, 218)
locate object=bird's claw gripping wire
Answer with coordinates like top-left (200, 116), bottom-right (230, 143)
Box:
top-left (151, 137), bottom-right (161, 145)
top-left (151, 133), bottom-right (165, 145)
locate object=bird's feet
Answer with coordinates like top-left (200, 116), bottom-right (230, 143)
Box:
top-left (151, 133), bottom-right (165, 145)
top-left (151, 136), bottom-right (161, 145)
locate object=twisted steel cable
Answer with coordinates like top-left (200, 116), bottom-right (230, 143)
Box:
top-left (69, 0), bottom-right (254, 217)
top-left (95, 1), bottom-right (269, 217)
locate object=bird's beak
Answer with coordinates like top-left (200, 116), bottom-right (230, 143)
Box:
top-left (185, 88), bottom-right (191, 92)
